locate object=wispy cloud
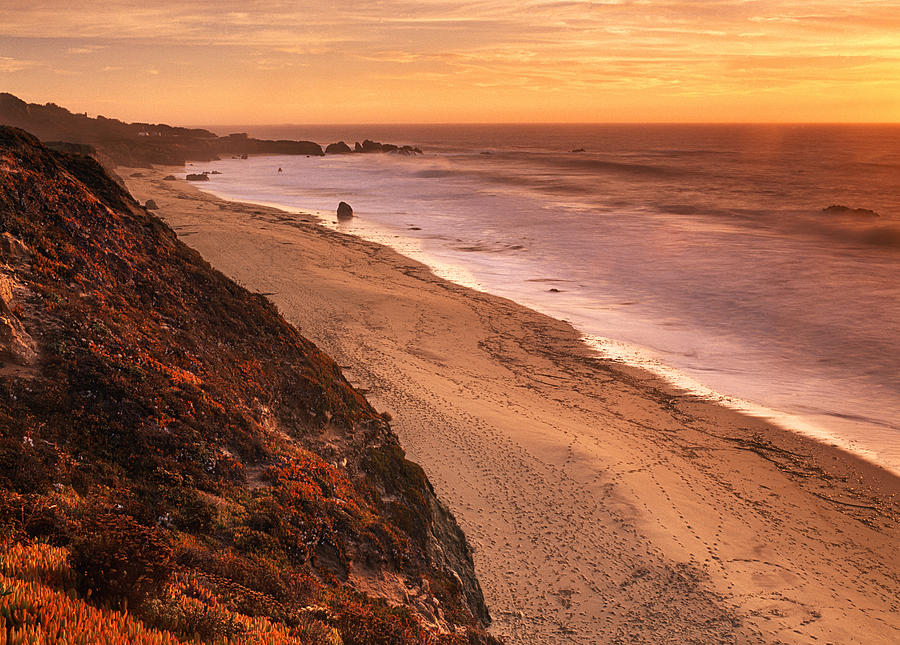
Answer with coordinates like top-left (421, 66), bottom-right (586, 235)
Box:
top-left (0, 56), bottom-right (37, 73)
top-left (1, 0), bottom-right (898, 121)
top-left (66, 45), bottom-right (106, 54)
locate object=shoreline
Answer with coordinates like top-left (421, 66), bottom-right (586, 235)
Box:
top-left (180, 155), bottom-right (900, 478)
top-left (207, 181), bottom-right (900, 478)
top-left (123, 166), bottom-right (900, 644)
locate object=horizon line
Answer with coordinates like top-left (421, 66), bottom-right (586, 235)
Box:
top-left (192, 120), bottom-right (900, 129)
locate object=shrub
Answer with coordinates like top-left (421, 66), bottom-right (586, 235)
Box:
top-left (69, 512), bottom-right (173, 607)
top-left (141, 595), bottom-right (247, 641)
top-left (0, 436), bottom-right (54, 494)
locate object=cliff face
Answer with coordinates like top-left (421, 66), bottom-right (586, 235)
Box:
top-left (0, 127), bottom-right (496, 644)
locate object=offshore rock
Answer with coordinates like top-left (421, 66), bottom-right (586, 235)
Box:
top-left (354, 139), bottom-right (422, 155)
top-left (337, 201), bottom-right (354, 219)
top-left (822, 204), bottom-right (880, 217)
top-left (326, 141), bottom-right (353, 154)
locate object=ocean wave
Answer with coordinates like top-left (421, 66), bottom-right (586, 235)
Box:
top-left (451, 241), bottom-right (527, 254)
top-left (656, 203), bottom-right (767, 219)
top-left (540, 155), bottom-right (684, 177)
top-left (792, 216), bottom-right (900, 249)
top-left (461, 149), bottom-right (683, 178)
top-left (857, 226), bottom-right (900, 247)
top-left (415, 164), bottom-right (597, 197)
top-left (414, 169), bottom-right (457, 179)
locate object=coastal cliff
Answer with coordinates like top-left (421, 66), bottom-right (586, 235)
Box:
top-left (0, 126), bottom-right (497, 644)
top-left (0, 93), bottom-right (324, 166)
top-left (0, 94), bottom-right (421, 168)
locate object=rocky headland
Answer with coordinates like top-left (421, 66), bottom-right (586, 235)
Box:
top-left (0, 94), bottom-right (422, 169)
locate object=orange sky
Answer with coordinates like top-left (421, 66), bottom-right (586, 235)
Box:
top-left (1, 1), bottom-right (899, 124)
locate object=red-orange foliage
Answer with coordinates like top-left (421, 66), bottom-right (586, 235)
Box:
top-left (0, 542), bottom-right (344, 644)
top-left (0, 127), bottom-right (498, 644)
top-left (69, 513), bottom-right (174, 606)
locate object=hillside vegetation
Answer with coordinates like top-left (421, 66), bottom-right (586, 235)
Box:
top-left (0, 126), bottom-right (497, 644)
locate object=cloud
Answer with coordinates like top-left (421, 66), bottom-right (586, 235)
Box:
top-left (0, 56), bottom-right (36, 73)
top-left (66, 45), bottom-right (106, 54)
top-left (1, 1), bottom-right (898, 120)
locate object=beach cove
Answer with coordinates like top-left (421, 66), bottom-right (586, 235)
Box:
top-left (125, 168), bottom-right (900, 644)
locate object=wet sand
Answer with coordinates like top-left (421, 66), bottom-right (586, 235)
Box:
top-left (124, 167), bottom-right (900, 644)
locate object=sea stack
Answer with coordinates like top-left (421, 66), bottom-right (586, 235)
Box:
top-left (337, 201), bottom-right (353, 220)
top-left (326, 141), bottom-right (353, 154)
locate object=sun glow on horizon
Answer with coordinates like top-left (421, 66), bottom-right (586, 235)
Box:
top-left (1, 1), bottom-right (899, 124)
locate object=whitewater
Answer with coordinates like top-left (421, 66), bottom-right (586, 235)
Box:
top-left (188, 123), bottom-right (900, 474)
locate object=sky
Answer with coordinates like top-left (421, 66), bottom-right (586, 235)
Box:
top-left (1, 1), bottom-right (899, 124)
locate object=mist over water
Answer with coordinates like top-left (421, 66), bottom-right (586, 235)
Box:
top-left (194, 124), bottom-right (900, 472)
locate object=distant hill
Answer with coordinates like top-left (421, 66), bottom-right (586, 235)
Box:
top-left (0, 93), bottom-right (324, 166)
top-left (0, 126), bottom-right (497, 644)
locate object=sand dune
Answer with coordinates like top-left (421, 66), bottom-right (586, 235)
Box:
top-left (125, 168), bottom-right (900, 644)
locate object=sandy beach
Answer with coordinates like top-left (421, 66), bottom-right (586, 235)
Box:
top-left (123, 167), bottom-right (900, 645)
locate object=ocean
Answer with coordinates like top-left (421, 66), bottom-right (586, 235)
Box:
top-left (189, 124), bottom-right (900, 474)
